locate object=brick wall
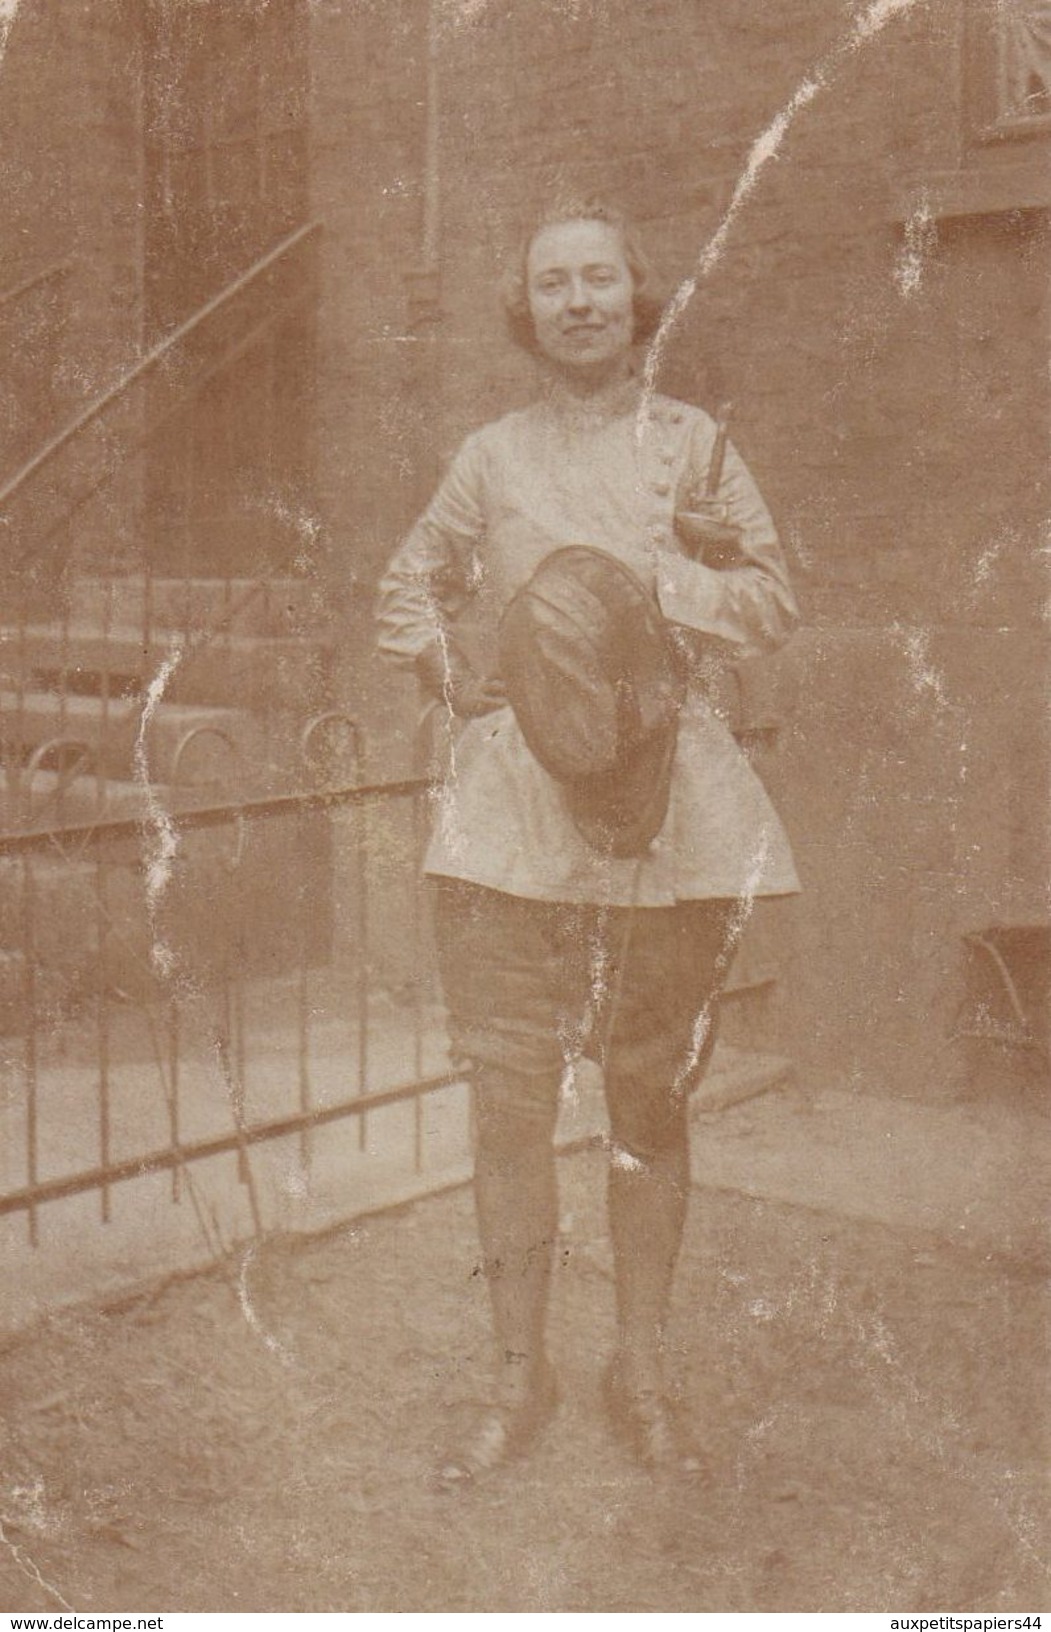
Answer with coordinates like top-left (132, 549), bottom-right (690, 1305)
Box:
top-left (312, 0), bottom-right (1049, 1096)
top-left (142, 0), bottom-right (315, 576)
top-left (143, 0), bottom-right (310, 336)
top-left (0, 0), bottom-right (315, 585)
top-left (0, 0), bottom-right (146, 583)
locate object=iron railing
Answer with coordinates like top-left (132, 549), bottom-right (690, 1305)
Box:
top-left (1, 221), bottom-right (321, 568)
top-left (0, 567), bottom-right (336, 831)
top-left (0, 770), bottom-right (463, 1249)
top-left (0, 221), bottom-right (329, 837)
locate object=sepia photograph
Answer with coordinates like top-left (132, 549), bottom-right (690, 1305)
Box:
top-left (0, 0), bottom-right (1049, 1614)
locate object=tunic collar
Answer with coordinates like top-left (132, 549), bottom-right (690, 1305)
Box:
top-left (537, 371), bottom-right (642, 431)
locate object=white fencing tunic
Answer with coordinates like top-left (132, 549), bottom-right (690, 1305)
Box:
top-left (376, 379), bottom-right (801, 907)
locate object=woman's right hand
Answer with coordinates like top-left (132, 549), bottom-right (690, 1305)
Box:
top-left (415, 642), bottom-right (508, 718)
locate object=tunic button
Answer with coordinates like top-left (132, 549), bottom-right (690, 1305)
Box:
top-left (651, 480), bottom-right (671, 496)
top-left (669, 411), bottom-right (684, 424)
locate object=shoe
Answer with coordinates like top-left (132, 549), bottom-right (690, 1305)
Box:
top-left (435, 1364), bottom-right (558, 1491)
top-left (602, 1364), bottom-right (707, 1478)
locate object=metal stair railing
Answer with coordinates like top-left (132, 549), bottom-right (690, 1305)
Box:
top-left (0, 220), bottom-right (325, 828)
top-left (1, 217), bottom-right (319, 574)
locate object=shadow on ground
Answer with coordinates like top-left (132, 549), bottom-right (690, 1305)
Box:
top-left (1, 1145), bottom-right (1048, 1612)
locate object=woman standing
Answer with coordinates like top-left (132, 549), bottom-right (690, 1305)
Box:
top-left (377, 200), bottom-right (800, 1485)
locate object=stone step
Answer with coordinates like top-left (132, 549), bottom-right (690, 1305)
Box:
top-left (5, 624), bottom-right (333, 711)
top-left (0, 689), bottom-right (283, 786)
top-left (67, 577), bottom-right (333, 640)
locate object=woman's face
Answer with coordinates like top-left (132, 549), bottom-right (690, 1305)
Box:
top-left (525, 218), bottom-right (635, 379)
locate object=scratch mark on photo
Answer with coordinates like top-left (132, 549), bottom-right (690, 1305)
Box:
top-left (639, 0), bottom-right (924, 435)
top-left (134, 642), bottom-right (184, 981)
top-left (0, 1511), bottom-right (74, 1612)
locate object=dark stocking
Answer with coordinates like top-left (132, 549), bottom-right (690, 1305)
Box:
top-left (472, 1066), bottom-right (561, 1408)
top-left (606, 1104), bottom-right (691, 1396)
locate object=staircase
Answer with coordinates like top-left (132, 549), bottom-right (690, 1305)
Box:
top-left (2, 575), bottom-right (337, 806)
top-left (0, 574), bottom-right (341, 1028)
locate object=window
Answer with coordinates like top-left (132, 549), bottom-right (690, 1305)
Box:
top-left (996, 0), bottom-right (1051, 129)
top-left (975, 0), bottom-right (1051, 136)
top-left (893, 2), bottom-right (1050, 219)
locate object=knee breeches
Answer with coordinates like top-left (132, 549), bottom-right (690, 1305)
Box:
top-left (432, 881), bottom-right (737, 1161)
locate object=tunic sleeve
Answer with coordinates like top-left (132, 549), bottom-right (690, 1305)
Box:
top-left (375, 432), bottom-right (487, 666)
top-left (654, 429), bottom-right (800, 658)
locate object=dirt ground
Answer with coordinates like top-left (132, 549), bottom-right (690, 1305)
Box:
top-left (1, 1144), bottom-right (1048, 1614)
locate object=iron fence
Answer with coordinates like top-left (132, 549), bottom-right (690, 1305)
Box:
top-left (0, 770), bottom-right (468, 1249)
top-left (0, 219), bottom-right (458, 1266)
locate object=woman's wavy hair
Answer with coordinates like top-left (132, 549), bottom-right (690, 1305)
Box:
top-left (501, 197), bottom-right (665, 356)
